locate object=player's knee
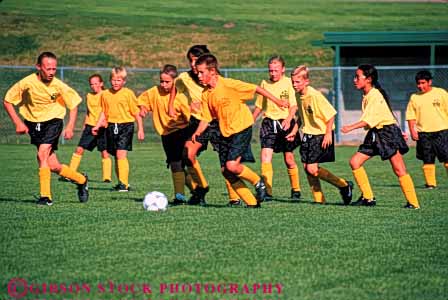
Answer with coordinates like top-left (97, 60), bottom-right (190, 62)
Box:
top-left (349, 157), bottom-right (360, 170)
top-left (225, 161), bottom-right (239, 174)
top-left (75, 147), bottom-right (84, 155)
top-left (305, 165), bottom-right (318, 177)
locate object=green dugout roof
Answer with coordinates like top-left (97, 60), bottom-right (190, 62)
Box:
top-left (313, 31), bottom-right (448, 47)
top-left (313, 31), bottom-right (448, 66)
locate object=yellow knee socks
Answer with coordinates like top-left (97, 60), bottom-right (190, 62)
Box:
top-left (69, 153), bottom-right (82, 171)
top-left (306, 174), bottom-right (325, 203)
top-left (261, 162), bottom-right (273, 195)
top-left (59, 165), bottom-right (86, 185)
top-left (102, 157), bottom-right (112, 182)
top-left (39, 167), bottom-right (52, 199)
top-left (399, 174), bottom-right (420, 208)
top-left (318, 167), bottom-right (347, 188)
top-left (352, 167), bottom-right (374, 200)
top-left (287, 166), bottom-right (301, 192)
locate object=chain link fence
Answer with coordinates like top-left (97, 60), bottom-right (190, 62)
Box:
top-left (1, 65), bottom-right (447, 145)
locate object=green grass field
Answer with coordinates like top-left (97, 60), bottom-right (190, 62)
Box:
top-left (1, 0), bottom-right (447, 67)
top-left (1, 143), bottom-right (447, 300)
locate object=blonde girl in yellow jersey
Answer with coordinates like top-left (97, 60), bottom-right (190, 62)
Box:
top-left (341, 64), bottom-right (420, 209)
top-left (138, 65), bottom-right (192, 205)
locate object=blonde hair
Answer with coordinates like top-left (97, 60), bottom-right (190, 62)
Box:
top-left (110, 66), bottom-right (127, 80)
top-left (291, 65), bottom-right (309, 79)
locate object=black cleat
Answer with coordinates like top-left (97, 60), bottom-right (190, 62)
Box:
top-left (351, 196), bottom-right (376, 207)
top-left (227, 199), bottom-right (242, 207)
top-left (403, 203), bottom-right (420, 210)
top-left (290, 189), bottom-right (301, 201)
top-left (37, 197), bottom-right (53, 206)
top-left (255, 178), bottom-right (267, 202)
top-left (424, 184), bottom-right (436, 190)
top-left (77, 174), bottom-right (89, 202)
top-left (112, 182), bottom-right (129, 192)
top-left (103, 179), bottom-right (112, 183)
top-left (264, 193), bottom-right (273, 202)
top-left (339, 181), bottom-right (354, 205)
top-left (171, 193), bottom-right (187, 206)
top-left (188, 186), bottom-right (209, 206)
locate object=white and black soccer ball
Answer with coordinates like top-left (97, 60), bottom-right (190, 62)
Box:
top-left (143, 191), bottom-right (168, 211)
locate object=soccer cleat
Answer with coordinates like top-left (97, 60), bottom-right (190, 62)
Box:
top-left (351, 195), bottom-right (376, 207)
top-left (103, 179), bottom-right (112, 183)
top-left (264, 193), bottom-right (273, 202)
top-left (112, 182), bottom-right (129, 192)
top-left (403, 203), bottom-right (420, 210)
top-left (290, 189), bottom-right (301, 201)
top-left (227, 199), bottom-right (242, 207)
top-left (37, 197), bottom-right (53, 206)
top-left (254, 178), bottom-right (267, 202)
top-left (172, 193), bottom-right (187, 206)
top-left (188, 186), bottom-right (209, 206)
top-left (77, 174), bottom-right (89, 202)
top-left (424, 184), bottom-right (436, 190)
top-left (339, 181), bottom-right (354, 205)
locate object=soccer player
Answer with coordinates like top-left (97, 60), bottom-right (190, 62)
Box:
top-left (138, 65), bottom-right (192, 204)
top-left (192, 54), bottom-right (289, 208)
top-left (341, 64), bottom-right (420, 209)
top-left (287, 65), bottom-right (353, 205)
top-left (168, 45), bottom-right (239, 206)
top-left (92, 67), bottom-right (144, 192)
top-left (252, 55), bottom-right (301, 201)
top-left (3, 51), bottom-right (89, 206)
top-left (65, 74), bottom-right (112, 183)
top-left (406, 70), bottom-right (448, 189)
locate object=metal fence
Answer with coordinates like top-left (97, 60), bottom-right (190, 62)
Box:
top-left (1, 65), bottom-right (447, 144)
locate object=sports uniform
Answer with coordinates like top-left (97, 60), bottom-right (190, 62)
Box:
top-left (138, 86), bottom-right (191, 199)
top-left (4, 72), bottom-right (88, 204)
top-left (297, 86), bottom-right (352, 204)
top-left (255, 76), bottom-right (301, 200)
top-left (406, 86), bottom-right (448, 188)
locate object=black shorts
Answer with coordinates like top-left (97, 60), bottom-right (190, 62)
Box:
top-left (185, 117), bottom-right (221, 155)
top-left (416, 129), bottom-right (448, 164)
top-left (299, 132), bottom-right (335, 164)
top-left (161, 127), bottom-right (189, 167)
top-left (358, 124), bottom-right (409, 160)
top-left (106, 122), bottom-right (134, 156)
top-left (260, 117), bottom-right (300, 153)
top-left (78, 125), bottom-right (107, 152)
top-left (218, 126), bottom-right (255, 167)
top-left (25, 118), bottom-right (63, 151)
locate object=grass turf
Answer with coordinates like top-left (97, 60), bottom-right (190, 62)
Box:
top-left (0, 143), bottom-right (447, 299)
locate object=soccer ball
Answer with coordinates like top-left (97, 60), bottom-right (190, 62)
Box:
top-left (143, 191), bottom-right (168, 211)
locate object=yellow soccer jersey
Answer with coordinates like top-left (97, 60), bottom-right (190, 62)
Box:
top-left (201, 76), bottom-right (257, 137)
top-left (255, 76), bottom-right (296, 120)
top-left (138, 86), bottom-right (190, 136)
top-left (85, 91), bottom-right (103, 126)
top-left (101, 87), bottom-right (139, 123)
top-left (297, 86), bottom-right (336, 135)
top-left (4, 73), bottom-right (82, 122)
top-left (360, 88), bottom-right (396, 129)
top-left (175, 71), bottom-right (204, 120)
top-left (406, 87), bottom-right (448, 132)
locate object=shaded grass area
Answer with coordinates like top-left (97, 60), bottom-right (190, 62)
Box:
top-left (0, 144), bottom-right (447, 299)
top-left (0, 1), bottom-right (447, 67)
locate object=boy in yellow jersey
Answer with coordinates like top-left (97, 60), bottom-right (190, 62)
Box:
top-left (138, 65), bottom-right (192, 204)
top-left (64, 74), bottom-right (112, 182)
top-left (406, 70), bottom-right (448, 189)
top-left (342, 64), bottom-right (420, 209)
top-left (193, 54), bottom-right (289, 208)
top-left (3, 52), bottom-right (88, 206)
top-left (167, 45), bottom-right (213, 205)
top-left (287, 65), bottom-right (353, 205)
top-left (92, 67), bottom-right (144, 192)
top-left (253, 56), bottom-right (301, 202)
